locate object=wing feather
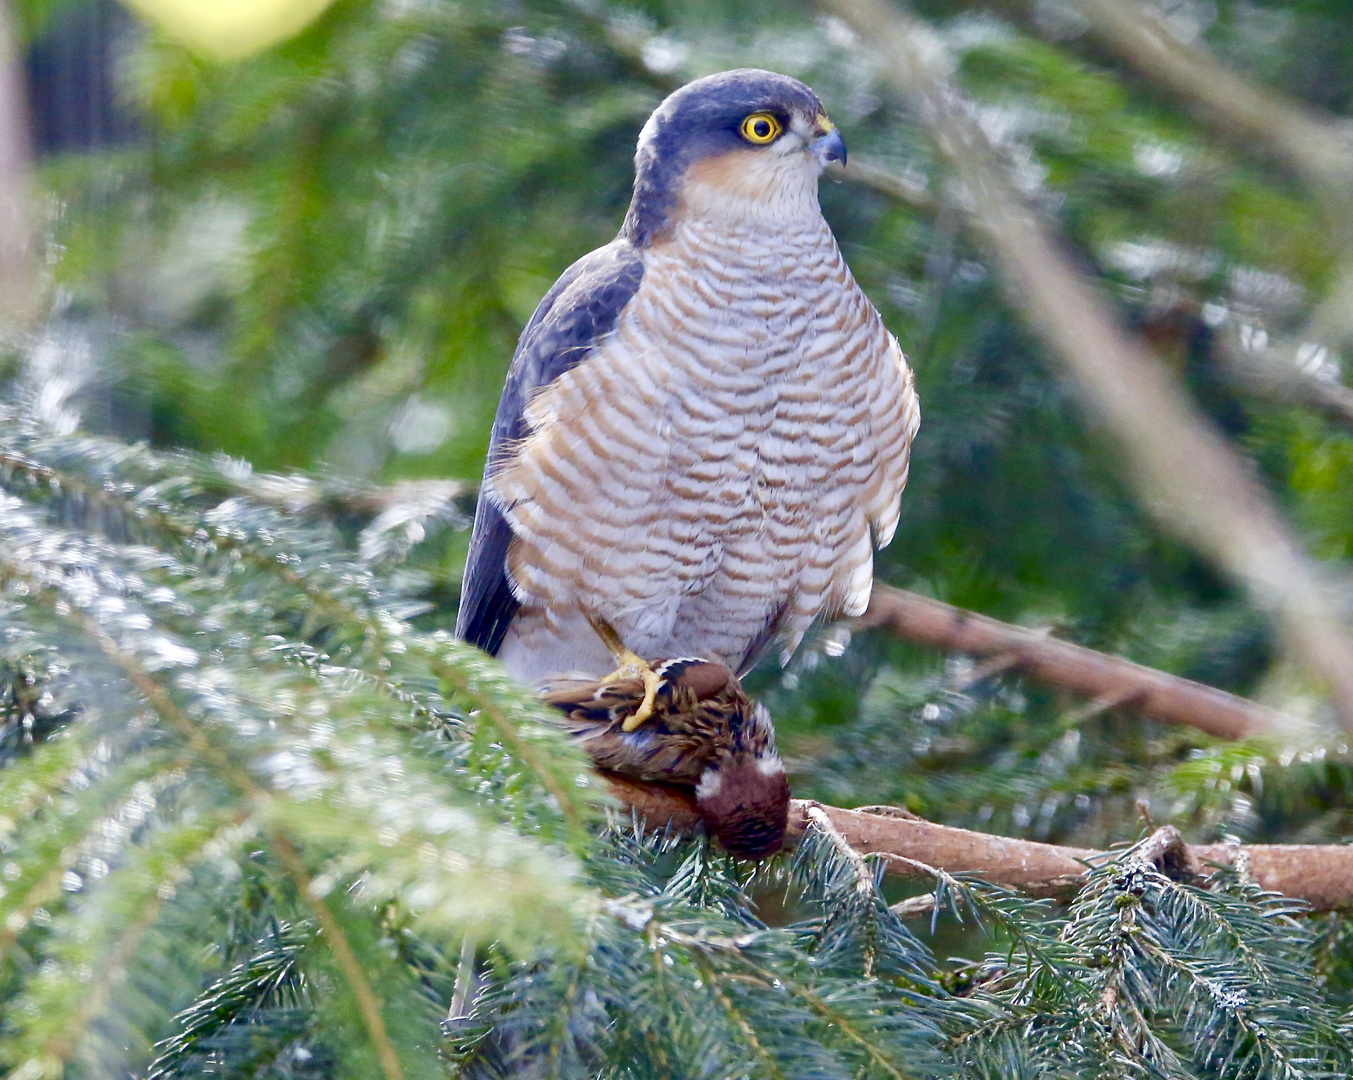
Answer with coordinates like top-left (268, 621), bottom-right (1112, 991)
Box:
top-left (456, 239), bottom-right (645, 654)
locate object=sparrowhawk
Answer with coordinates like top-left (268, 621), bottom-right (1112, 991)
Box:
top-left (457, 69), bottom-right (919, 698)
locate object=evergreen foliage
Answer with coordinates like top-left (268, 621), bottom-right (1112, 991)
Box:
top-left (6, 0), bottom-right (1353, 1075)
top-left (2, 366), bottom-right (1351, 1075)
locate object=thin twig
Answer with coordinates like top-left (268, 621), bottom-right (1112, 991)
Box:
top-left (888, 894), bottom-right (939, 920)
top-left (229, 473), bottom-right (467, 520)
top-left (807, 803), bottom-right (880, 974)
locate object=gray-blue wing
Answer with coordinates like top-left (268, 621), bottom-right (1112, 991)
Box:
top-left (456, 239), bottom-right (645, 655)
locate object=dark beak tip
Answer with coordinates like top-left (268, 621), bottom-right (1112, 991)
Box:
top-left (813, 128), bottom-right (848, 168)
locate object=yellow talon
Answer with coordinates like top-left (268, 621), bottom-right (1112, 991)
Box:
top-left (621, 663), bottom-right (662, 732)
top-left (587, 615), bottom-right (663, 732)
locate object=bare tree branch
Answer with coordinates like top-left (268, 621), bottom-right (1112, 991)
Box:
top-left (823, 0), bottom-right (1353, 733)
top-left (859, 585), bottom-right (1301, 740)
top-left (1053, 0), bottom-right (1353, 199)
top-left (169, 463), bottom-right (1317, 747)
top-left (600, 776), bottom-right (1353, 911)
top-left (1040, 0), bottom-right (1353, 409)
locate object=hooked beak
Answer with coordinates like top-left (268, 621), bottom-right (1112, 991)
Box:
top-left (811, 117), bottom-right (847, 169)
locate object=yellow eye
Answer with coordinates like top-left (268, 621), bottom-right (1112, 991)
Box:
top-left (739, 112), bottom-right (781, 144)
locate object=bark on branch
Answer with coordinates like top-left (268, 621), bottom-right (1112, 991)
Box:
top-left (860, 584), bottom-right (1301, 740)
top-left (823, 0), bottom-right (1353, 733)
top-left (601, 775), bottom-right (1353, 911)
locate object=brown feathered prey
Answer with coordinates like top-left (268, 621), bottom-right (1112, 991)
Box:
top-left (540, 658), bottom-right (790, 858)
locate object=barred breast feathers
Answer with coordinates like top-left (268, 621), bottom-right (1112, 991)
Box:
top-left (490, 147), bottom-right (919, 679)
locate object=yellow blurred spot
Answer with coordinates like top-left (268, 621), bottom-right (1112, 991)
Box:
top-left (120, 0), bottom-right (338, 61)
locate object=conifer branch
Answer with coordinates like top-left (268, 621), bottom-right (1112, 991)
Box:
top-left (542, 907), bottom-right (605, 1079)
top-left (686, 948), bottom-right (787, 1080)
top-left (216, 471), bottom-right (468, 523)
top-left (268, 831), bottom-right (407, 1080)
top-left (602, 777), bottom-right (1353, 911)
top-left (738, 960), bottom-right (909, 1080)
top-left (6, 570), bottom-right (413, 1080)
top-left (657, 922), bottom-right (911, 1079)
top-left (805, 804), bottom-right (875, 898)
top-left (50, 827), bottom-right (234, 1066)
top-left (2, 813), bottom-right (246, 1076)
top-left (428, 647), bottom-right (595, 844)
top-left (145, 919), bottom-right (311, 1079)
top-left (87, 626), bottom-right (410, 1080)
top-left (0, 755), bottom-right (188, 956)
top-left (1, 442), bottom-right (595, 844)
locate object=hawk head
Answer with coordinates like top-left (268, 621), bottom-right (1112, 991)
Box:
top-left (622, 68), bottom-right (847, 246)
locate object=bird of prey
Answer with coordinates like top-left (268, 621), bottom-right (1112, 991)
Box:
top-left (540, 655), bottom-right (790, 858)
top-left (457, 68), bottom-right (920, 712)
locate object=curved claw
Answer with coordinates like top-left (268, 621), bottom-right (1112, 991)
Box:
top-left (586, 614), bottom-right (665, 732)
top-left (620, 667), bottom-right (663, 732)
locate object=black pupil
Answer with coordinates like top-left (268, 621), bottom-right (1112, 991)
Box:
top-left (753, 119), bottom-right (770, 138)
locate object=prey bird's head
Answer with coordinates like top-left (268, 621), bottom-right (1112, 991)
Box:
top-left (694, 703), bottom-right (791, 859)
top-left (622, 68), bottom-right (846, 246)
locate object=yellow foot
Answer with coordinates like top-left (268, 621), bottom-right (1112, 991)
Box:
top-left (601, 648), bottom-right (661, 732)
top-left (586, 614), bottom-right (662, 732)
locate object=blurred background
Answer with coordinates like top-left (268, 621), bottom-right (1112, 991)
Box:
top-left (14, 0), bottom-right (1353, 851)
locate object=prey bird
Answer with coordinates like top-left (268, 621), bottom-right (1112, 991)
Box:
top-left (540, 652), bottom-right (790, 858)
top-left (458, 68), bottom-right (919, 721)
